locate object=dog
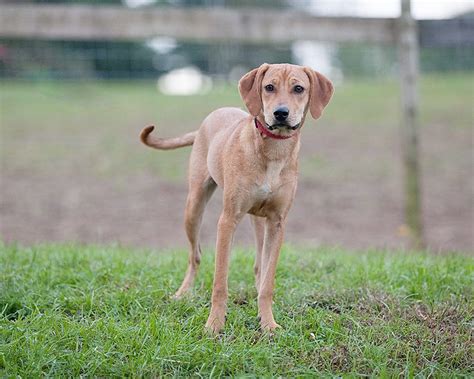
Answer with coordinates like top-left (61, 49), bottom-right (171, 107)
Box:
top-left (140, 63), bottom-right (333, 334)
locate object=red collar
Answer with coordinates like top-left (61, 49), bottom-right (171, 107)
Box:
top-left (254, 118), bottom-right (294, 140)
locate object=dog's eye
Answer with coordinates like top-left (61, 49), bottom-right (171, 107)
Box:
top-left (265, 84), bottom-right (274, 92)
top-left (294, 85), bottom-right (304, 93)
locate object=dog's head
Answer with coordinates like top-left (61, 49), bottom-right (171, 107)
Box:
top-left (239, 63), bottom-right (333, 136)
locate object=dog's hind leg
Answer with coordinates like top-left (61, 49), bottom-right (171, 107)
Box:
top-left (174, 167), bottom-right (216, 299)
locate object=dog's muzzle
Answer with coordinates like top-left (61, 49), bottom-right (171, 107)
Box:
top-left (267, 122), bottom-right (301, 131)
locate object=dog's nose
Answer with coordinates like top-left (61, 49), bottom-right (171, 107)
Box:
top-left (273, 107), bottom-right (289, 122)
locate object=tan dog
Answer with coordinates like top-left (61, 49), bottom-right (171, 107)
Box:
top-left (140, 63), bottom-right (333, 334)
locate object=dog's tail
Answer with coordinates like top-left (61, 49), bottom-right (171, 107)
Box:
top-left (140, 125), bottom-right (197, 150)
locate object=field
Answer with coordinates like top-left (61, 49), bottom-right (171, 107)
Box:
top-left (1, 244), bottom-right (473, 376)
top-left (1, 73), bottom-right (472, 252)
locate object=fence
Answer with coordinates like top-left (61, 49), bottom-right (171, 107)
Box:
top-left (1, 5), bottom-right (472, 79)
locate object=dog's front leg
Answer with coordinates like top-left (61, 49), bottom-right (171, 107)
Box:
top-left (205, 211), bottom-right (242, 334)
top-left (251, 215), bottom-right (265, 292)
top-left (258, 215), bottom-right (285, 332)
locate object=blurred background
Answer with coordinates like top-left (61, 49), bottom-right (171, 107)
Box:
top-left (0, 0), bottom-right (473, 252)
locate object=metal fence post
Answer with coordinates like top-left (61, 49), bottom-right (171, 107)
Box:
top-left (398, 0), bottom-right (424, 248)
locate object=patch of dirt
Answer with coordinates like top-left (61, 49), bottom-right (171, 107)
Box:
top-left (305, 289), bottom-right (473, 370)
top-left (0, 123), bottom-right (472, 252)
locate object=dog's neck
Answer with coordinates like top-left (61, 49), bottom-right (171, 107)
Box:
top-left (249, 116), bottom-right (301, 162)
top-left (254, 118), bottom-right (294, 140)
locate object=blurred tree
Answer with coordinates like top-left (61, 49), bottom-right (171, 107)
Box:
top-left (2, 0), bottom-right (158, 79)
top-left (421, 47), bottom-right (474, 72)
top-left (334, 43), bottom-right (397, 79)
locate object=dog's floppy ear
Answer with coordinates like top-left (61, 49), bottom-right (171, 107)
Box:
top-left (238, 63), bottom-right (270, 117)
top-left (303, 67), bottom-right (334, 120)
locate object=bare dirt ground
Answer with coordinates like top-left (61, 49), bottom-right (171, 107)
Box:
top-left (1, 122), bottom-right (472, 252)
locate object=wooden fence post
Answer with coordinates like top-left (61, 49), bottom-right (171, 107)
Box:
top-left (398, 0), bottom-right (424, 248)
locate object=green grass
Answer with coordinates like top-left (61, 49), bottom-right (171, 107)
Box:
top-left (1, 244), bottom-right (472, 377)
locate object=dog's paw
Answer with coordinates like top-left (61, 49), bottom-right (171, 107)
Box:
top-left (205, 313), bottom-right (226, 335)
top-left (171, 289), bottom-right (187, 300)
top-left (260, 320), bottom-right (281, 333)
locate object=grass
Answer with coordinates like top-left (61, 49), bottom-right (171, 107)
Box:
top-left (1, 73), bottom-right (472, 181)
top-left (1, 244), bottom-right (473, 377)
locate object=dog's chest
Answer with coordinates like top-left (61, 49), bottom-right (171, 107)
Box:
top-left (255, 160), bottom-right (286, 198)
